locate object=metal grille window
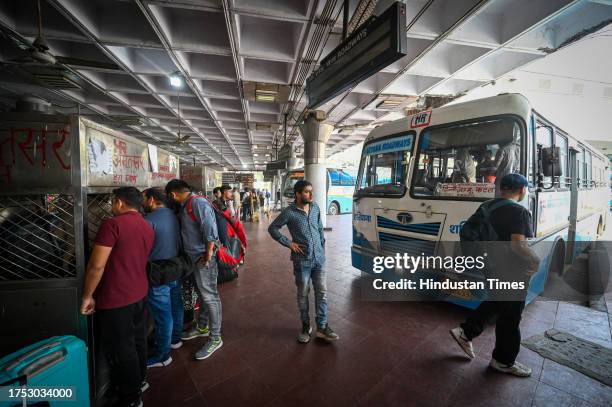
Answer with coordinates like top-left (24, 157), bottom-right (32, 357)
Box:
top-left (0, 194), bottom-right (76, 281)
top-left (87, 194), bottom-right (113, 247)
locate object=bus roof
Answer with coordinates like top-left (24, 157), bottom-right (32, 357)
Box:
top-left (365, 93), bottom-right (532, 144)
top-left (364, 93), bottom-right (607, 161)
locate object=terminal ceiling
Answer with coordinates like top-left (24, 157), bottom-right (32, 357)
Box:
top-left (0, 0), bottom-right (610, 170)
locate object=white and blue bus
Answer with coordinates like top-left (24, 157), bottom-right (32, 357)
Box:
top-left (282, 168), bottom-right (355, 215)
top-left (352, 93), bottom-right (610, 308)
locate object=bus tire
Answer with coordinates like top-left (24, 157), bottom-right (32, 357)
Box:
top-left (328, 202), bottom-right (340, 216)
top-left (550, 239), bottom-right (566, 277)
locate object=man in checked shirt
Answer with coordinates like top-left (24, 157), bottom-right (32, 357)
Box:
top-left (268, 180), bottom-right (339, 343)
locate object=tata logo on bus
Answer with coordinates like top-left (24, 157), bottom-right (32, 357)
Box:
top-left (410, 111), bottom-right (431, 129)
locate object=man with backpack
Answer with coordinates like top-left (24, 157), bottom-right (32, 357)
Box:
top-left (450, 173), bottom-right (540, 377)
top-left (268, 180), bottom-right (339, 343)
top-left (165, 179), bottom-right (223, 360)
top-left (142, 188), bottom-right (183, 369)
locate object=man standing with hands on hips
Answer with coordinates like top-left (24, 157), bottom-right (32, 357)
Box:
top-left (268, 180), bottom-right (339, 343)
top-left (165, 179), bottom-right (223, 360)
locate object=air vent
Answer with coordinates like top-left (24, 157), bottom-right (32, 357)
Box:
top-left (243, 82), bottom-right (290, 103)
top-left (32, 73), bottom-right (81, 89)
top-left (248, 122), bottom-right (281, 131)
top-left (110, 116), bottom-right (146, 126)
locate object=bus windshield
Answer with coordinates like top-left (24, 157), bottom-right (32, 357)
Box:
top-left (411, 118), bottom-right (521, 200)
top-left (356, 133), bottom-right (414, 197)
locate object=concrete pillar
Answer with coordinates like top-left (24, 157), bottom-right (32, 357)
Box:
top-left (299, 110), bottom-right (333, 228)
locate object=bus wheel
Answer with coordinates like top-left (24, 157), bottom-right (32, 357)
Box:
top-left (328, 202), bottom-right (339, 216)
top-left (550, 240), bottom-right (566, 277)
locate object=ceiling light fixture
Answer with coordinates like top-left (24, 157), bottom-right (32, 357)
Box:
top-left (169, 72), bottom-right (183, 88)
top-left (254, 153), bottom-right (258, 156)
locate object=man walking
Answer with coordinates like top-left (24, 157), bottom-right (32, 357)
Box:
top-left (450, 173), bottom-right (540, 377)
top-left (165, 179), bottom-right (223, 360)
top-left (80, 187), bottom-right (154, 407)
top-left (142, 188), bottom-right (183, 368)
top-left (268, 180), bottom-right (339, 343)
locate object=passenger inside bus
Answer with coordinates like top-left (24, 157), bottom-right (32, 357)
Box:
top-left (476, 150), bottom-right (498, 183)
top-left (410, 119), bottom-right (520, 198)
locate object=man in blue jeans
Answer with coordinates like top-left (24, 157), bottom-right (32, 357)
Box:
top-left (143, 188), bottom-right (183, 368)
top-left (268, 180), bottom-right (339, 343)
top-left (166, 179), bottom-right (223, 360)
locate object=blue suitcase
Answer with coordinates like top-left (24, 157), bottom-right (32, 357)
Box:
top-left (0, 336), bottom-right (90, 407)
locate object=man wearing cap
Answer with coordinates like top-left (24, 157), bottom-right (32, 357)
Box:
top-left (450, 173), bottom-right (540, 377)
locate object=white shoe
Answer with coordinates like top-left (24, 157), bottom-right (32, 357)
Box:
top-left (170, 340), bottom-right (183, 350)
top-left (489, 358), bottom-right (532, 377)
top-left (450, 327), bottom-right (475, 359)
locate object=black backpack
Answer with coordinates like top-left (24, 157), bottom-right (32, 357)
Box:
top-left (459, 199), bottom-right (519, 273)
top-left (460, 199), bottom-right (518, 242)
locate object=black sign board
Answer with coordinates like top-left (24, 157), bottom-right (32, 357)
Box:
top-left (305, 2), bottom-right (407, 108)
top-left (266, 161), bottom-right (287, 171)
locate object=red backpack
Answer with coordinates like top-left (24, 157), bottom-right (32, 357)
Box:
top-left (185, 195), bottom-right (247, 275)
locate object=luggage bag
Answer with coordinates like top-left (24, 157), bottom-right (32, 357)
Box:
top-left (0, 335), bottom-right (90, 407)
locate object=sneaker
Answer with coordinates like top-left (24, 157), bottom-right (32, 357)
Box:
top-left (315, 324), bottom-right (339, 341)
top-left (297, 323), bottom-right (312, 343)
top-left (195, 338), bottom-right (223, 360)
top-left (140, 381), bottom-right (150, 393)
top-left (181, 325), bottom-right (210, 341)
top-left (449, 327), bottom-right (475, 359)
top-left (146, 355), bottom-right (172, 368)
top-left (170, 340), bottom-right (183, 350)
top-left (489, 358), bottom-right (532, 377)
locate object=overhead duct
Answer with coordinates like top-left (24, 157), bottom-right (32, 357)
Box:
top-left (12, 96), bottom-right (53, 113)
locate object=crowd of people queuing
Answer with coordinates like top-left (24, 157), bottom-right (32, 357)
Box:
top-left (78, 179), bottom-right (332, 407)
top-left (76, 170), bottom-right (537, 407)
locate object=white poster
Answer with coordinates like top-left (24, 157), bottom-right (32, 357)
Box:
top-left (148, 144), bottom-right (159, 173)
top-left (169, 155), bottom-right (178, 173)
top-left (88, 137), bottom-right (113, 175)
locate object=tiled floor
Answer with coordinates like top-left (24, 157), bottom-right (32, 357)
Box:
top-left (143, 214), bottom-right (612, 407)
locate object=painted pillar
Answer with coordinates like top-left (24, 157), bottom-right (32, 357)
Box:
top-left (299, 111), bottom-right (333, 228)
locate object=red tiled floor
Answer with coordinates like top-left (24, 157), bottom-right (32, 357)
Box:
top-left (141, 214), bottom-right (612, 407)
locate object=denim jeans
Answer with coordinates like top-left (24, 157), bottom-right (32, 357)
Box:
top-left (193, 257), bottom-right (222, 339)
top-left (293, 259), bottom-right (327, 328)
top-left (148, 280), bottom-right (184, 359)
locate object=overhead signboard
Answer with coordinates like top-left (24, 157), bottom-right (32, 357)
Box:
top-left (305, 2), bottom-right (407, 108)
top-left (277, 144), bottom-right (292, 161)
top-left (266, 161), bottom-right (287, 171)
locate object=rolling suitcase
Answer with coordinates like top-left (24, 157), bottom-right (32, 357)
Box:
top-left (0, 336), bottom-right (90, 407)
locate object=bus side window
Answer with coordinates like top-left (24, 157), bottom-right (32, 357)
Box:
top-left (586, 151), bottom-right (592, 189)
top-left (577, 147), bottom-right (585, 188)
top-left (536, 122), bottom-right (553, 187)
top-left (329, 170), bottom-right (340, 187)
top-left (555, 133), bottom-right (568, 188)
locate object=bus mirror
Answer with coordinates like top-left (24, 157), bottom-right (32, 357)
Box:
top-left (541, 147), bottom-right (562, 177)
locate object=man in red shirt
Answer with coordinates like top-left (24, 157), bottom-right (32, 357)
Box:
top-left (80, 187), bottom-right (154, 407)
